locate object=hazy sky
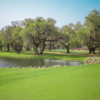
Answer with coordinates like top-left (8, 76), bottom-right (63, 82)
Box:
top-left (0, 0), bottom-right (100, 29)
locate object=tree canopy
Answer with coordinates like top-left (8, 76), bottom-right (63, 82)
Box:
top-left (0, 9), bottom-right (100, 54)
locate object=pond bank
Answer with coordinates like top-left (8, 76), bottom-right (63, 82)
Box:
top-left (0, 50), bottom-right (89, 61)
top-left (0, 55), bottom-right (85, 61)
top-left (84, 57), bottom-right (100, 64)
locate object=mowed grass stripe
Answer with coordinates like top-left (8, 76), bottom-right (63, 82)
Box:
top-left (0, 63), bottom-right (100, 100)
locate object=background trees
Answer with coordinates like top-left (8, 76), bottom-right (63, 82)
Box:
top-left (59, 23), bottom-right (76, 53)
top-left (22, 17), bottom-right (58, 55)
top-left (1, 26), bottom-right (14, 52)
top-left (0, 21), bottom-right (24, 53)
top-left (10, 26), bottom-right (24, 53)
top-left (76, 9), bottom-right (100, 54)
top-left (0, 9), bottom-right (100, 54)
top-left (84, 9), bottom-right (100, 53)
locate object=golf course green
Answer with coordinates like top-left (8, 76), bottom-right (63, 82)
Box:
top-left (0, 63), bottom-right (100, 100)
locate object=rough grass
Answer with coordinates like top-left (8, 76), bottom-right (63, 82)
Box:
top-left (0, 63), bottom-right (100, 100)
top-left (0, 49), bottom-right (99, 60)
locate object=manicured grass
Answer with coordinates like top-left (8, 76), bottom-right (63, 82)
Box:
top-left (0, 49), bottom-right (99, 60)
top-left (0, 63), bottom-right (100, 100)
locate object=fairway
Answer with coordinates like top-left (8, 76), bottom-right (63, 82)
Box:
top-left (0, 63), bottom-right (100, 100)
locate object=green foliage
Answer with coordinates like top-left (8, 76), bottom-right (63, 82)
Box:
top-left (60, 25), bottom-right (74, 43)
top-left (22, 17), bottom-right (59, 54)
top-left (74, 21), bottom-right (83, 31)
top-left (1, 26), bottom-right (13, 45)
top-left (0, 9), bottom-right (100, 54)
top-left (85, 9), bottom-right (100, 41)
top-left (76, 27), bottom-right (88, 44)
top-left (82, 9), bottom-right (100, 53)
top-left (12, 27), bottom-right (23, 43)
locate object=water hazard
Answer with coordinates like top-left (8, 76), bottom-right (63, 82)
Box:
top-left (0, 57), bottom-right (83, 67)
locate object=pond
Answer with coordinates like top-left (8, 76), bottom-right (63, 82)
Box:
top-left (0, 57), bottom-right (83, 67)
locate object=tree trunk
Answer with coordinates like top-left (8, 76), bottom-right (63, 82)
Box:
top-left (89, 49), bottom-right (92, 53)
top-left (33, 48), bottom-right (35, 51)
top-left (7, 43), bottom-right (10, 52)
top-left (20, 45), bottom-right (23, 51)
top-left (10, 42), bottom-right (22, 54)
top-left (4, 46), bottom-right (6, 51)
top-left (89, 47), bottom-right (92, 54)
top-left (16, 50), bottom-right (20, 54)
top-left (57, 45), bottom-right (60, 49)
top-left (88, 46), bottom-right (95, 54)
top-left (34, 46), bottom-right (39, 55)
top-left (61, 42), bottom-right (70, 53)
top-left (67, 47), bottom-right (69, 53)
top-left (92, 48), bottom-right (95, 54)
top-left (88, 46), bottom-right (92, 54)
top-left (26, 47), bottom-right (30, 50)
top-left (40, 41), bottom-right (46, 55)
top-left (49, 41), bottom-right (51, 51)
top-left (0, 45), bottom-right (2, 51)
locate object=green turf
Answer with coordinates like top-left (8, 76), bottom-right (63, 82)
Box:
top-left (0, 49), bottom-right (99, 60)
top-left (0, 63), bottom-right (100, 100)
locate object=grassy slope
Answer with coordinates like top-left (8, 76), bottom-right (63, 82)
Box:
top-left (0, 63), bottom-right (100, 100)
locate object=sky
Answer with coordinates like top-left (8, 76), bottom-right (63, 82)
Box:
top-left (0, 0), bottom-right (100, 29)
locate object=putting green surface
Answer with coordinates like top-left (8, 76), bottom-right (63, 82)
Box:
top-left (0, 63), bottom-right (100, 100)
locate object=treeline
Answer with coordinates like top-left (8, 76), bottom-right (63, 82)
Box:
top-left (0, 9), bottom-right (100, 55)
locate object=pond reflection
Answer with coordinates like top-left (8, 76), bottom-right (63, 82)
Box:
top-left (0, 58), bottom-right (83, 67)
